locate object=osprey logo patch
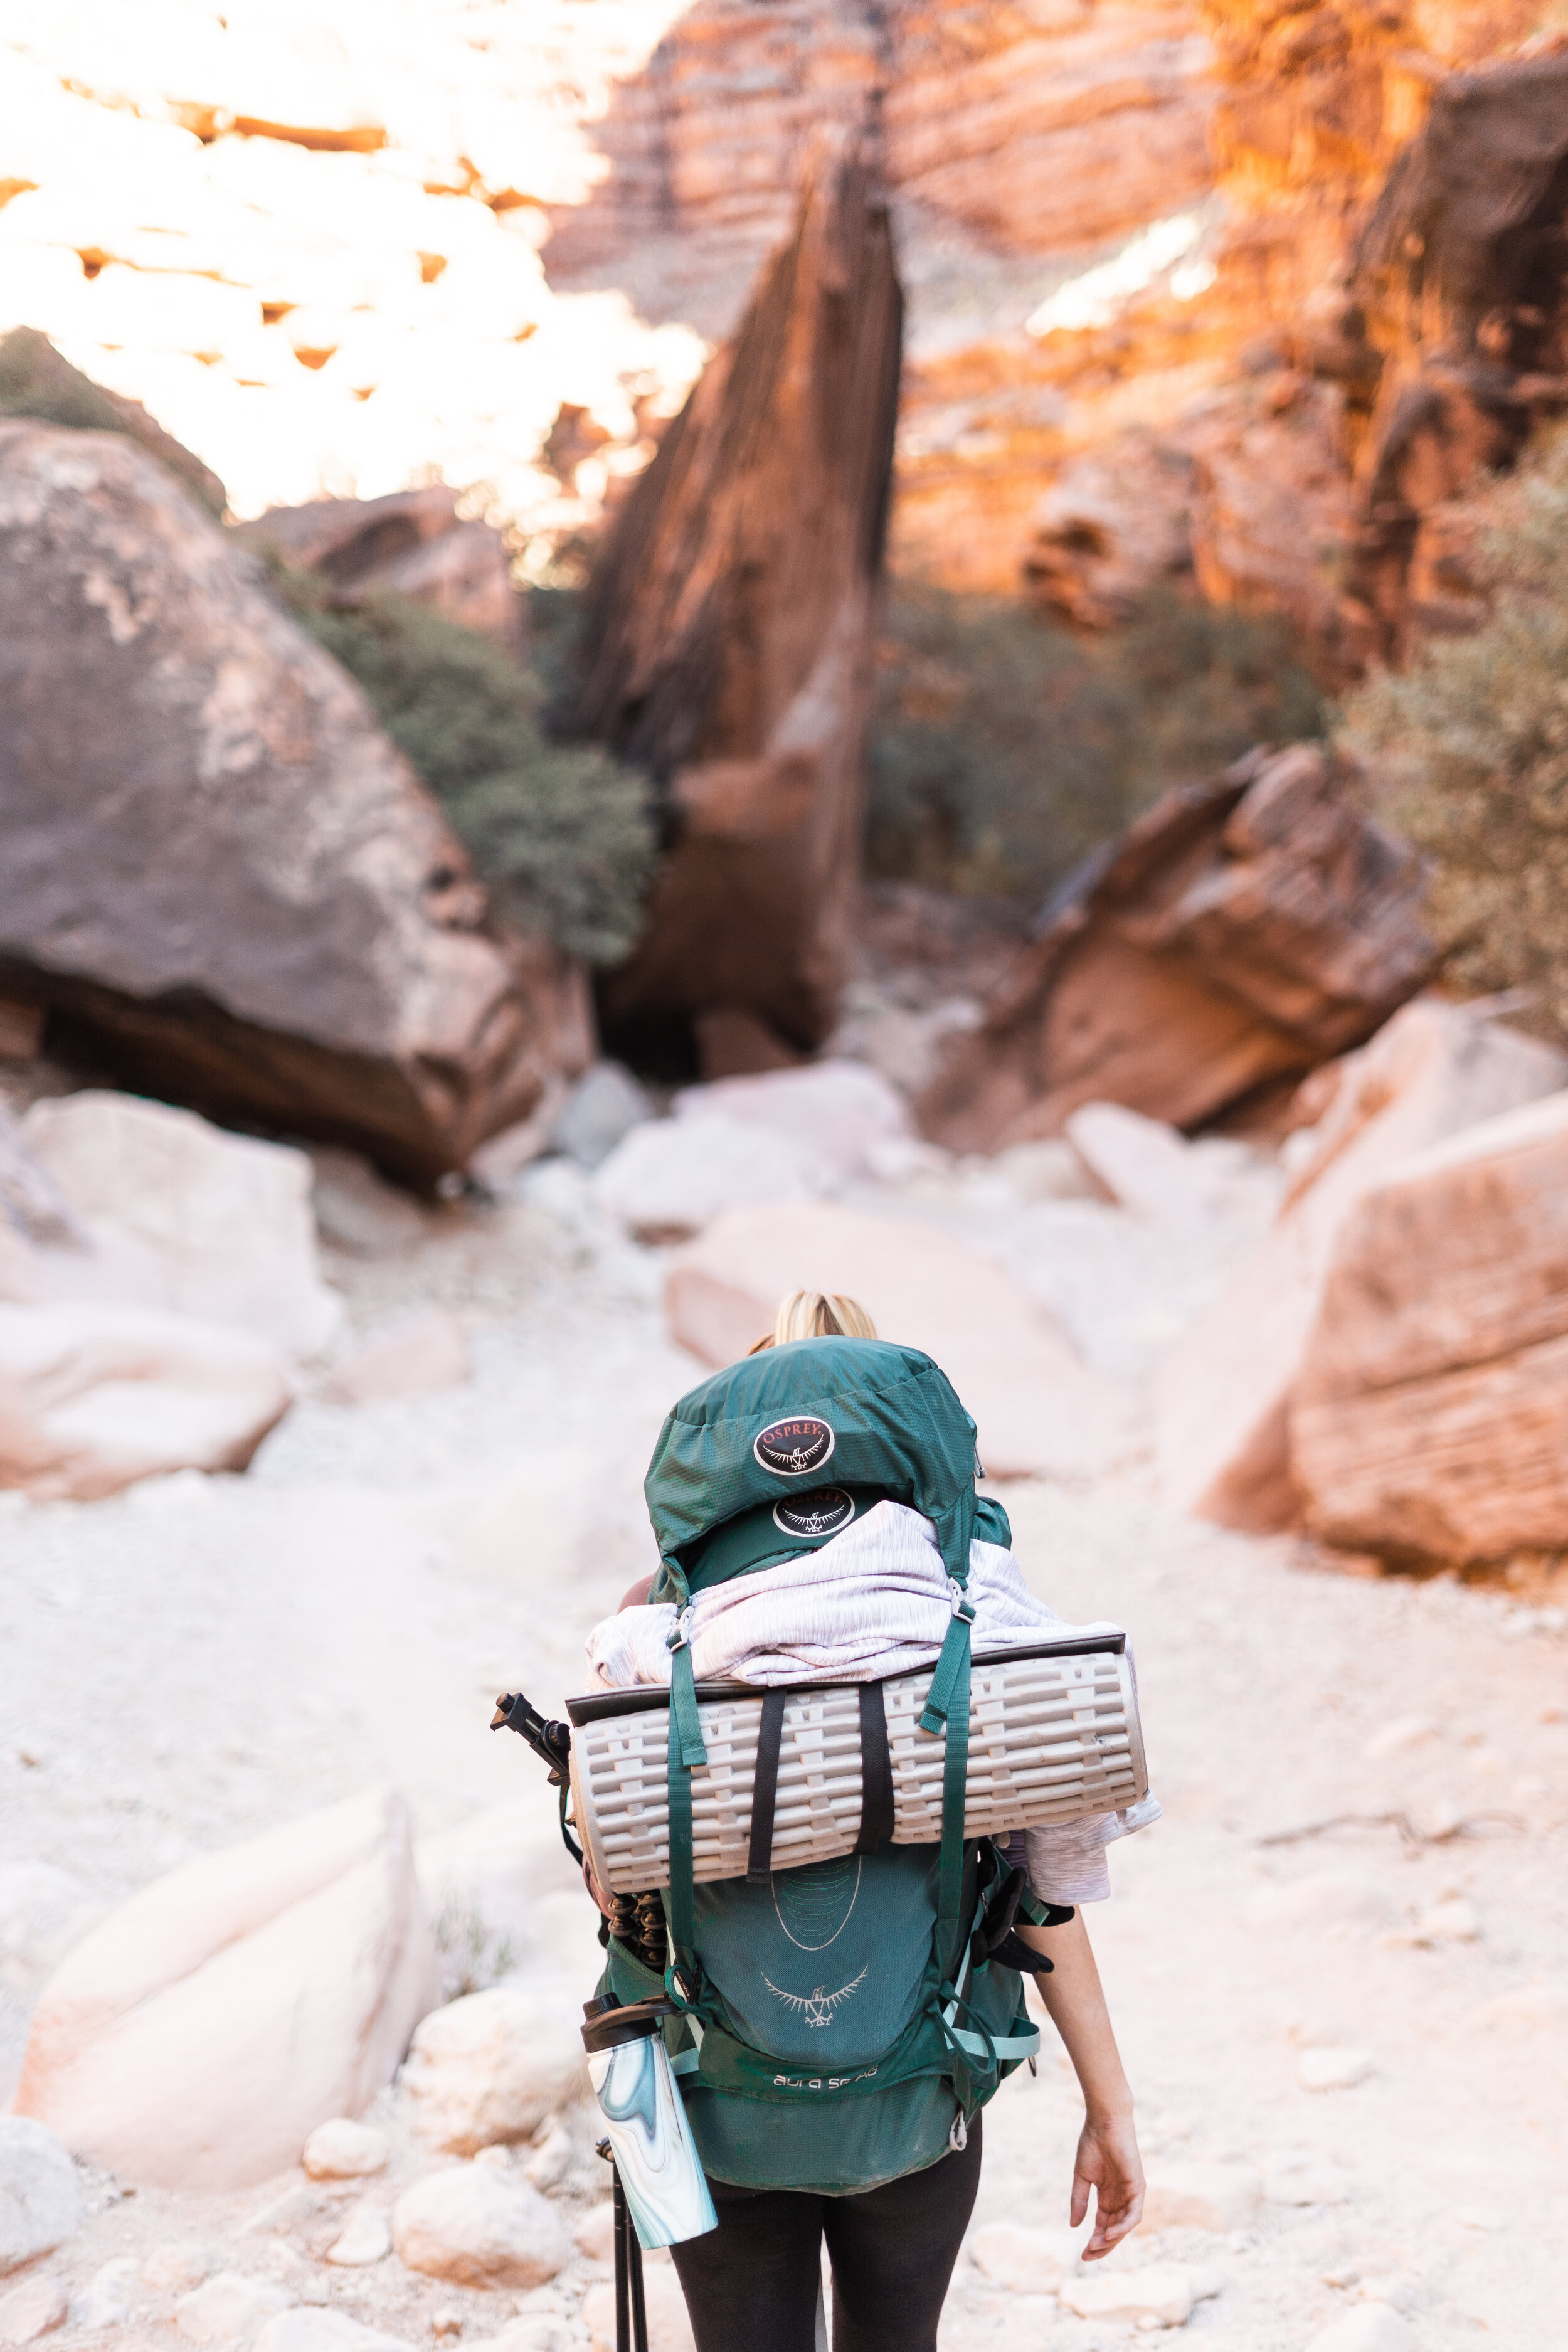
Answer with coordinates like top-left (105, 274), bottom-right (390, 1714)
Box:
top-left (773, 1487), bottom-right (854, 1539)
top-left (754, 1415), bottom-right (835, 1476)
top-left (763, 1964), bottom-right (869, 2030)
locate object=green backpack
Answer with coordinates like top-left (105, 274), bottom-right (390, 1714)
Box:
top-left (594, 1338), bottom-right (1062, 2195)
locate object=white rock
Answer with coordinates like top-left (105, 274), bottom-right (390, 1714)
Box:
top-left (1249, 1873), bottom-right (1397, 1931)
top-left (0, 1862), bottom-right (106, 1998)
top-left (523, 2126), bottom-right (576, 2196)
top-left (0, 2119), bottom-right (82, 2277)
top-left (325, 1311), bottom-right (470, 1406)
top-left (582, 2267), bottom-right (694, 2352)
top-left (551, 1064), bottom-right (654, 1170)
top-left (1416, 1897), bottom-right (1478, 1943)
top-left (391, 2163), bottom-right (571, 2289)
top-left (1141, 2161), bottom-right (1263, 2232)
top-left (965, 2222), bottom-right (1067, 2294)
top-left (176, 2273), bottom-right (296, 2346)
top-left (255, 2311), bottom-right (413, 2352)
top-left (19, 1091), bottom-right (342, 1359)
top-left (1296, 2048), bottom-right (1375, 2092)
top-left (1305, 2306), bottom-right (1419, 2352)
top-left (1061, 2260), bottom-right (1218, 2326)
top-left (0, 2274), bottom-right (67, 2345)
top-left (401, 1986), bottom-right (587, 2155)
top-left (673, 1062), bottom-right (909, 1187)
top-left (1361, 1715), bottom-right (1436, 1761)
top-left (303, 2119), bottom-right (391, 2180)
top-left (572, 2205), bottom-right (615, 2265)
top-left (1476, 1983), bottom-right (1568, 2033)
top-left (143, 2243), bottom-right (213, 2291)
top-left (0, 1300), bottom-right (294, 1500)
top-left (13, 1786), bottom-right (438, 2191)
top-left (1066, 1102), bottom-right (1281, 1242)
top-left (326, 2203), bottom-right (393, 2267)
top-left (665, 1199), bottom-right (1133, 1478)
top-left (1264, 2152), bottom-right (1353, 2206)
top-left (73, 2257), bottom-right (140, 2330)
top-left (593, 1112), bottom-right (824, 1241)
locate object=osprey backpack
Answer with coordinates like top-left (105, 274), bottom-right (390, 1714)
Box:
top-left (591, 1336), bottom-right (1066, 2194)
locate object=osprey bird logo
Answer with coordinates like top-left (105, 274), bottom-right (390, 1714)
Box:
top-left (763, 1963), bottom-right (869, 2029)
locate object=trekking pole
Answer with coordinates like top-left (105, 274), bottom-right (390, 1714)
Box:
top-left (600, 2140), bottom-right (649, 2352)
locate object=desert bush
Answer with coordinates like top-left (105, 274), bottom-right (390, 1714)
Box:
top-left (868, 580), bottom-right (1323, 900)
top-left (280, 578), bottom-right (655, 965)
top-left (1338, 424), bottom-right (1568, 1040)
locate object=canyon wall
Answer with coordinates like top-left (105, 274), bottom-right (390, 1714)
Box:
top-left (1, 1), bottom-right (1560, 669)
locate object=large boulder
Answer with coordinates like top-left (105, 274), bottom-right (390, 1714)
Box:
top-left (0, 1301), bottom-right (294, 1500)
top-left (919, 744), bottom-right (1436, 1150)
top-left (595, 1059), bottom-right (912, 1239)
top-left (8, 1093), bottom-right (341, 1359)
top-left (1152, 1000), bottom-right (1567, 1530)
top-left (665, 1199), bottom-right (1132, 1478)
top-left (233, 488), bottom-right (519, 648)
top-left (400, 1987), bottom-right (587, 2155)
top-left (0, 420), bottom-right (581, 1182)
top-left (1292, 1089), bottom-right (1568, 1561)
top-left (12, 1788), bottom-right (437, 2190)
top-left (566, 148), bottom-right (902, 1075)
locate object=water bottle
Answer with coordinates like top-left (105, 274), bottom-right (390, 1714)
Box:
top-left (582, 2000), bottom-right (718, 2249)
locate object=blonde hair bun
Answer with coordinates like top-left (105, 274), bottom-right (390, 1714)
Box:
top-left (748, 1290), bottom-right (878, 1353)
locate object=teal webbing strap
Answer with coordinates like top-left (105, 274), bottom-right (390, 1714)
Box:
top-left (919, 1602), bottom-right (975, 1735)
top-left (952, 2023), bottom-right (1041, 2061)
top-left (664, 1627), bottom-right (705, 1991)
top-left (935, 1629), bottom-right (971, 1968)
top-left (665, 1693), bottom-right (697, 1976)
top-left (669, 1638), bottom-right (708, 1768)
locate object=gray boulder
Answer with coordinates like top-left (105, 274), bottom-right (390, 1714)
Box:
top-left (0, 2119), bottom-right (81, 2277)
top-left (0, 422), bottom-right (581, 1182)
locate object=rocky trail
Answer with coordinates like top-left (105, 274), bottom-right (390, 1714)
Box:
top-left (3, 1168), bottom-right (1564, 2352)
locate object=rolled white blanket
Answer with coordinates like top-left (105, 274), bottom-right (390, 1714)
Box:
top-left (584, 1499), bottom-right (1160, 1902)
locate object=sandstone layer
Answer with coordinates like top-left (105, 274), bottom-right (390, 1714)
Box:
top-left (919, 743), bottom-right (1434, 1151)
top-left (0, 421), bottom-right (586, 1180)
top-left (1292, 1091), bottom-right (1568, 1562)
top-left (568, 147), bottom-right (903, 1073)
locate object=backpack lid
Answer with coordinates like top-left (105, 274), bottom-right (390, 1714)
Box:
top-left (645, 1337), bottom-right (981, 1603)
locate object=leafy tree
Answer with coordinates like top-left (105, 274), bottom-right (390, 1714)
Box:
top-left (1338, 425), bottom-right (1568, 1040)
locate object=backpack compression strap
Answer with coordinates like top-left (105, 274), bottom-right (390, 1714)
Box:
top-left (664, 1592), bottom-right (707, 2001)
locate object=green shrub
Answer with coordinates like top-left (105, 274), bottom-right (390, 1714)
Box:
top-left (1338, 425), bottom-right (1568, 1041)
top-left (278, 577), bottom-right (655, 965)
top-left (869, 580), bottom-right (1324, 899)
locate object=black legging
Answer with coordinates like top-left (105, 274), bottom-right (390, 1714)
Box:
top-left (669, 2116), bottom-right (982, 2352)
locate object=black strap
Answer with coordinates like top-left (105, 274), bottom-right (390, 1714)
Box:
top-left (746, 1688), bottom-right (788, 1884)
top-left (854, 1679), bottom-right (895, 1854)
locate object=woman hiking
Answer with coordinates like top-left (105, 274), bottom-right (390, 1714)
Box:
top-left (585, 1288), bottom-right (1150, 2352)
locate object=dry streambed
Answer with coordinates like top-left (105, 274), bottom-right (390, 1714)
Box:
top-left (2, 1186), bottom-right (1565, 2352)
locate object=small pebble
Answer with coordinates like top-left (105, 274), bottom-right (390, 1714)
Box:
top-left (1296, 2047), bottom-right (1375, 2092)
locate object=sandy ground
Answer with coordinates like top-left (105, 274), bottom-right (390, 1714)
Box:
top-left (3, 1184), bottom-right (1566, 2352)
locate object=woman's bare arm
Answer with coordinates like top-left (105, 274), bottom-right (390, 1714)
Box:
top-left (1016, 1909), bottom-right (1144, 2259)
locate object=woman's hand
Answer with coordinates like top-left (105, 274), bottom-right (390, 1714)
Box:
top-left (1071, 2107), bottom-right (1145, 2259)
top-left (1014, 1907), bottom-right (1144, 2260)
